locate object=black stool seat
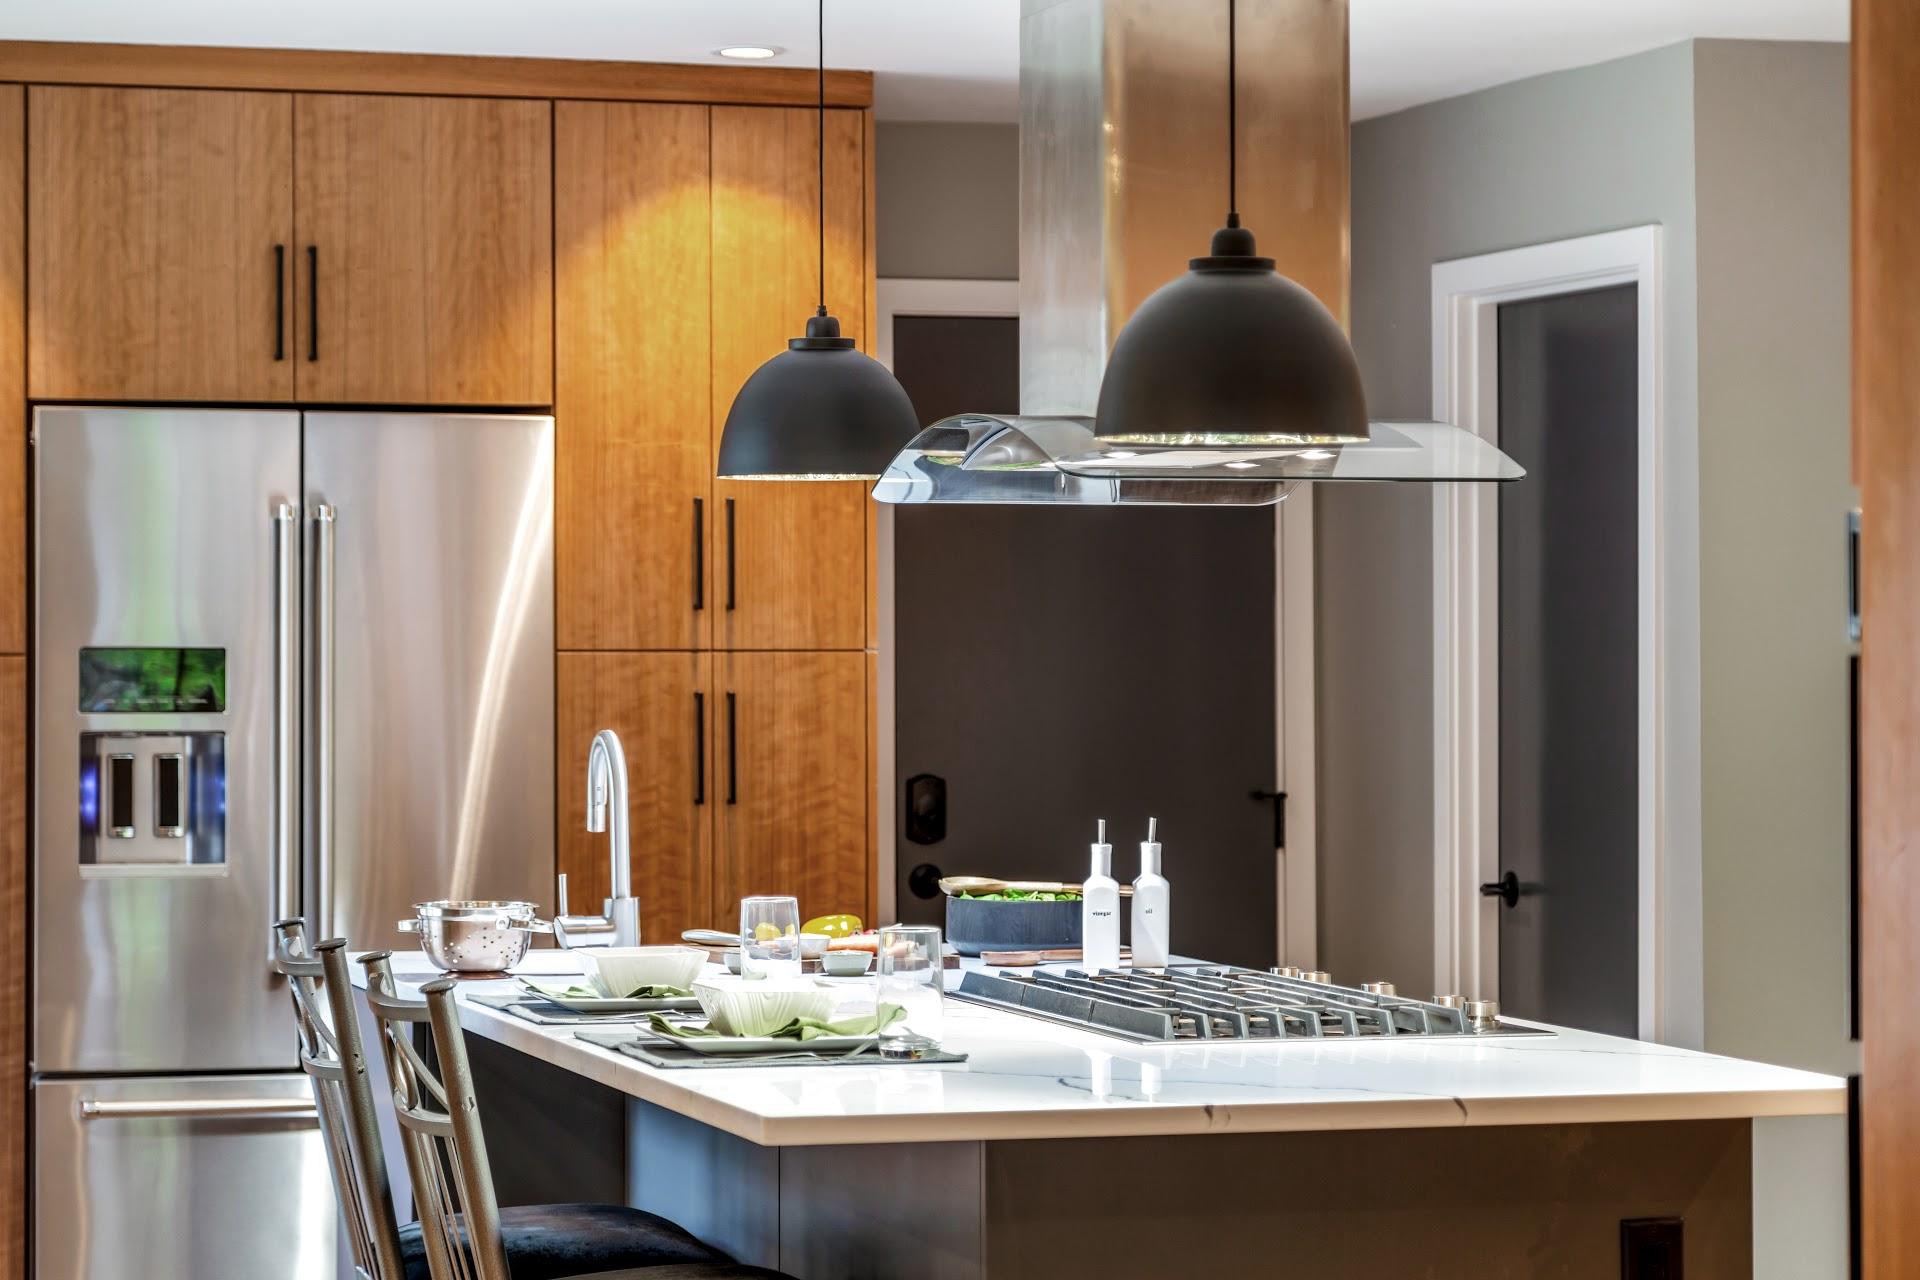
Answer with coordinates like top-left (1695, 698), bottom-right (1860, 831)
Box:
top-left (398, 1203), bottom-right (724, 1280)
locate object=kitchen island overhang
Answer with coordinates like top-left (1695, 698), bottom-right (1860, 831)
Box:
top-left (349, 953), bottom-right (1840, 1279)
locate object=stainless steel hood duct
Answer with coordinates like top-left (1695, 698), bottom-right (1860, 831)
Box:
top-left (872, 0), bottom-right (1521, 506)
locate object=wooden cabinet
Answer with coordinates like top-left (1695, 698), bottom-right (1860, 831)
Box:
top-left (558, 652), bottom-right (713, 945)
top-left (712, 651), bottom-right (868, 928)
top-left (555, 101), bottom-right (711, 650)
top-left (27, 87), bottom-right (293, 401)
top-left (0, 85), bottom-right (22, 659)
top-left (0, 659), bottom-right (23, 1280)
top-left (294, 93), bottom-right (552, 405)
top-left (711, 106), bottom-right (870, 651)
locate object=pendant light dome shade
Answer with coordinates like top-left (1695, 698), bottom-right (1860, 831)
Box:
top-left (1094, 222), bottom-right (1368, 446)
top-left (717, 311), bottom-right (921, 479)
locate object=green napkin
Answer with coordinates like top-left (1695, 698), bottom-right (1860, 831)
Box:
top-left (521, 979), bottom-right (693, 1001)
top-left (649, 1003), bottom-right (907, 1042)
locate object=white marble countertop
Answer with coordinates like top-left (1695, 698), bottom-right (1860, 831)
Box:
top-left (356, 951), bottom-right (1844, 1148)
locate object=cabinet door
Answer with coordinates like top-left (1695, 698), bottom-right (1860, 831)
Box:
top-left (555, 101), bottom-right (711, 650)
top-left (294, 94), bottom-right (551, 405)
top-left (558, 653), bottom-right (712, 945)
top-left (712, 652), bottom-right (867, 929)
top-left (711, 107), bottom-right (869, 651)
top-left (28, 87), bottom-right (293, 401)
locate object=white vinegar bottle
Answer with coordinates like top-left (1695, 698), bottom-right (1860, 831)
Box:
top-left (1081, 819), bottom-right (1122, 971)
top-left (1131, 817), bottom-right (1170, 969)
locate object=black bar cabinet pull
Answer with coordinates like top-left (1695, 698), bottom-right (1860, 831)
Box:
top-left (694, 691), bottom-right (706, 805)
top-left (725, 498), bottom-right (736, 611)
top-left (725, 691), bottom-right (738, 805)
top-left (306, 245), bottom-right (319, 362)
top-left (693, 498), bottom-right (705, 611)
top-left (272, 244), bottom-right (286, 360)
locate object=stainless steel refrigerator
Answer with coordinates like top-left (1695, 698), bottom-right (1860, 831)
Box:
top-left (31, 407), bottom-right (556, 1279)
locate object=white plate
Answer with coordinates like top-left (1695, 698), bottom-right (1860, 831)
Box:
top-left (518, 979), bottom-right (698, 1014)
top-left (661, 1030), bottom-right (881, 1056)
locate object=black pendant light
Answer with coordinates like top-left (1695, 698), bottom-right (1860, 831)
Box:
top-left (716, 0), bottom-right (919, 480)
top-left (1093, 0), bottom-right (1369, 447)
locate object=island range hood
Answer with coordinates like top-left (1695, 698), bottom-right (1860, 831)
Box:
top-left (872, 0), bottom-right (1523, 507)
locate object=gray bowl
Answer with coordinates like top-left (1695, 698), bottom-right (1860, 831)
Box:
top-left (945, 895), bottom-right (1082, 957)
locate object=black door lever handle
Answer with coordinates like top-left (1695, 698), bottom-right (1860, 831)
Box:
top-left (1480, 870), bottom-right (1521, 909)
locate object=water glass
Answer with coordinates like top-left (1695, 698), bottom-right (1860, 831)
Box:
top-left (738, 895), bottom-right (801, 980)
top-left (876, 924), bottom-right (945, 1048)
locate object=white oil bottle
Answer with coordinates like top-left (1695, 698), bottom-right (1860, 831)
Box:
top-left (1081, 819), bottom-right (1122, 971)
top-left (1131, 817), bottom-right (1170, 969)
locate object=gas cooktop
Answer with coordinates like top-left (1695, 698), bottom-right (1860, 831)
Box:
top-left (951, 963), bottom-right (1550, 1044)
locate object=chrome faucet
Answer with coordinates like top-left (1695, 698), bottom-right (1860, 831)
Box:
top-left (554, 728), bottom-right (641, 949)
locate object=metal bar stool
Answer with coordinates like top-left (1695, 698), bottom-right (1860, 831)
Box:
top-left (358, 950), bottom-right (793, 1280)
top-left (273, 918), bottom-right (410, 1280)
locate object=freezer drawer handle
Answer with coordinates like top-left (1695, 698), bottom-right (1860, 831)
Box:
top-left (79, 1096), bottom-right (319, 1122)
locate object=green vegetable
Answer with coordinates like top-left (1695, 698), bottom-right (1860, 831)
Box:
top-left (958, 889), bottom-right (1080, 901)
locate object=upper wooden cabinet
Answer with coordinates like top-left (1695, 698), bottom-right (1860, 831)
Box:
top-left (555, 101), bottom-right (711, 650)
top-left (294, 94), bottom-right (553, 405)
top-left (711, 107), bottom-right (870, 651)
top-left (28, 87), bottom-right (294, 402)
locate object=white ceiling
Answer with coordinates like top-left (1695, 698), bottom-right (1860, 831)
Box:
top-left (0, 0), bottom-right (1847, 123)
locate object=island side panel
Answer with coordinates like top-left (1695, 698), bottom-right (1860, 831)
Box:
top-left (628, 1098), bottom-right (781, 1267)
top-left (779, 1142), bottom-right (985, 1279)
top-left (982, 1121), bottom-right (1752, 1279)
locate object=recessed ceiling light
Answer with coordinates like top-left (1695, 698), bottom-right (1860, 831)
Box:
top-left (1224, 460), bottom-right (1259, 470)
top-left (1107, 450), bottom-right (1137, 458)
top-left (1299, 449), bottom-right (1334, 460)
top-left (716, 45), bottom-right (782, 60)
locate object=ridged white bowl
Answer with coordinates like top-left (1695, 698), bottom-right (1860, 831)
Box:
top-left (692, 976), bottom-right (835, 1037)
top-left (581, 946), bottom-right (709, 997)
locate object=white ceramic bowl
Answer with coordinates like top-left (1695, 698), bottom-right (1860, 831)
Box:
top-left (723, 948), bottom-right (743, 974)
top-left (581, 946), bottom-right (709, 997)
top-left (797, 932), bottom-right (832, 960)
top-left (820, 950), bottom-right (873, 977)
top-left (692, 976), bottom-right (835, 1037)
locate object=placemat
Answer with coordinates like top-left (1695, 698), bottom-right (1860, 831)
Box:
top-left (574, 1029), bottom-right (969, 1070)
top-left (471, 993), bottom-right (699, 1026)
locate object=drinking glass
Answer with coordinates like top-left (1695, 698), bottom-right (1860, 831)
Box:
top-left (738, 896), bottom-right (801, 980)
top-left (876, 924), bottom-right (945, 1048)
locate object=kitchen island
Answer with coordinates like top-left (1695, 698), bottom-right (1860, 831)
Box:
top-left (357, 952), bottom-right (1842, 1279)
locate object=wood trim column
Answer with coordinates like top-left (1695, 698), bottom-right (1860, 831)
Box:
top-left (1856, 0), bottom-right (1920, 1272)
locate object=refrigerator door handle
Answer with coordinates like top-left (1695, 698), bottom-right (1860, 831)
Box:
top-left (311, 503), bottom-right (337, 938)
top-left (272, 503), bottom-right (299, 956)
top-left (79, 1096), bottom-right (319, 1123)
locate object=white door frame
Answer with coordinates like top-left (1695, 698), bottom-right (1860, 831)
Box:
top-left (871, 278), bottom-right (1316, 968)
top-left (1428, 226), bottom-right (1663, 1040)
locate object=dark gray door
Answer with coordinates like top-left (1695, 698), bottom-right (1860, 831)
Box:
top-left (889, 314), bottom-right (1277, 967)
top-left (1495, 283), bottom-right (1639, 1036)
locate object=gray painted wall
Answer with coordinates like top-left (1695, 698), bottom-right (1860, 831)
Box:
top-left (1328, 42), bottom-right (1703, 1009)
top-left (1692, 39), bottom-right (1853, 1077)
top-left (1335, 39), bottom-right (1852, 1279)
top-left (876, 122), bottom-right (1019, 280)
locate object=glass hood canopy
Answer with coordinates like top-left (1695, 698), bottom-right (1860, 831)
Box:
top-left (870, 416), bottom-right (1525, 507)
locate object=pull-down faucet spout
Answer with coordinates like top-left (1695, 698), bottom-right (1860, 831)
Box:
top-left (555, 728), bottom-right (641, 948)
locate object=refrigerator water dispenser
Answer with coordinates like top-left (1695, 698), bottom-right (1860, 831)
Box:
top-left (79, 732), bottom-right (225, 867)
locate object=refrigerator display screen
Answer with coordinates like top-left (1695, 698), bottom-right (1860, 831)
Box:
top-left (78, 648), bottom-right (226, 713)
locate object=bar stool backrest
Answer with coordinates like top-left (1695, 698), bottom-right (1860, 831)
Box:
top-left (272, 920), bottom-right (409, 1280)
top-left (359, 951), bottom-right (512, 1280)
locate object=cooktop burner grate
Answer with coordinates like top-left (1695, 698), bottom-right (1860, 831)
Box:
top-left (951, 964), bottom-right (1550, 1043)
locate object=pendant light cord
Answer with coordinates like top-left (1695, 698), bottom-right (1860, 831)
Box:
top-left (816, 0), bottom-right (828, 317)
top-left (1226, 0), bottom-right (1239, 230)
